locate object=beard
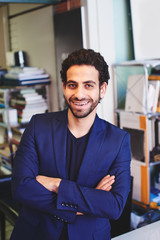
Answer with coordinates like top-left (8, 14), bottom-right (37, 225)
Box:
top-left (64, 95), bottom-right (101, 119)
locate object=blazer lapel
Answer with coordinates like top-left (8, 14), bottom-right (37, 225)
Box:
top-left (52, 110), bottom-right (68, 179)
top-left (77, 115), bottom-right (107, 186)
top-left (51, 111), bottom-right (107, 184)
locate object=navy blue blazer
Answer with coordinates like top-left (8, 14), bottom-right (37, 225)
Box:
top-left (11, 110), bottom-right (131, 240)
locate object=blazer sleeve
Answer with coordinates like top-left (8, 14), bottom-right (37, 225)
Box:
top-left (12, 116), bottom-right (76, 223)
top-left (57, 133), bottom-right (131, 220)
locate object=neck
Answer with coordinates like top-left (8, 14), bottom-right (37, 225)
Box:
top-left (67, 109), bottom-right (96, 138)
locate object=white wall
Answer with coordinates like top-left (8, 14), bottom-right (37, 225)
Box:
top-left (131, 0), bottom-right (160, 60)
top-left (81, 0), bottom-right (116, 124)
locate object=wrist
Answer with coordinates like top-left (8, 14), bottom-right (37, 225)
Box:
top-left (52, 178), bottom-right (62, 193)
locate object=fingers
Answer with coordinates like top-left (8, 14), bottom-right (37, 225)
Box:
top-left (96, 175), bottom-right (115, 191)
top-left (99, 179), bottom-right (115, 191)
top-left (76, 212), bottom-right (84, 216)
top-left (96, 174), bottom-right (115, 188)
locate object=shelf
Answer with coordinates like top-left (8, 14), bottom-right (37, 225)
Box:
top-left (147, 112), bottom-right (160, 118)
top-left (0, 0), bottom-right (65, 4)
top-left (0, 122), bottom-right (20, 128)
top-left (0, 122), bottom-right (7, 128)
top-left (116, 109), bottom-right (160, 116)
top-left (0, 85), bottom-right (49, 171)
top-left (150, 161), bottom-right (160, 166)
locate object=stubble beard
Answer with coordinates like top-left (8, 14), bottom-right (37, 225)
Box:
top-left (65, 95), bottom-right (101, 119)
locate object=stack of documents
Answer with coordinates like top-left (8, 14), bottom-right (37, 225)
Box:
top-left (3, 67), bottom-right (51, 86)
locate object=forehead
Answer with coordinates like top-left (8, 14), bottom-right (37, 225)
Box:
top-left (66, 65), bottom-right (99, 83)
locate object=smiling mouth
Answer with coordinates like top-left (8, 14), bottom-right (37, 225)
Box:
top-left (73, 102), bottom-right (88, 106)
top-left (71, 100), bottom-right (90, 106)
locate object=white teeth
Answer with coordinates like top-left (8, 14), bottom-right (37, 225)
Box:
top-left (76, 103), bottom-right (84, 105)
top-left (74, 102), bottom-right (87, 106)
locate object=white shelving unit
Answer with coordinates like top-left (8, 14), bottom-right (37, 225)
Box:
top-left (113, 61), bottom-right (160, 207)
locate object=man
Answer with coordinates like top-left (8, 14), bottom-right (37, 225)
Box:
top-left (10, 49), bottom-right (131, 240)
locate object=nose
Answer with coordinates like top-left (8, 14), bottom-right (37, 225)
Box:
top-left (74, 85), bottom-right (85, 99)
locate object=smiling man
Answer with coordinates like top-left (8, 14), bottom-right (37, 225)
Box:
top-left (64, 64), bottom-right (103, 119)
top-left (11, 49), bottom-right (131, 240)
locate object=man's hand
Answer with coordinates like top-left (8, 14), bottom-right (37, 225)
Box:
top-left (36, 175), bottom-right (62, 193)
top-left (96, 174), bottom-right (115, 191)
top-left (76, 174), bottom-right (115, 216)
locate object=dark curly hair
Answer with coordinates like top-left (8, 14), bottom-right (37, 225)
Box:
top-left (60, 49), bottom-right (110, 86)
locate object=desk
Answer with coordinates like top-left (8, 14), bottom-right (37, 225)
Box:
top-left (112, 220), bottom-right (160, 240)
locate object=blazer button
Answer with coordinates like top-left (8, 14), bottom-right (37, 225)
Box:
top-left (61, 203), bottom-right (65, 206)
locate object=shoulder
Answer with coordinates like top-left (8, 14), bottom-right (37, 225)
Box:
top-left (96, 115), bottom-right (130, 146)
top-left (97, 115), bottom-right (128, 137)
top-left (25, 110), bottom-right (67, 132)
top-left (96, 116), bottom-right (131, 154)
top-left (24, 110), bottom-right (68, 137)
top-left (32, 109), bottom-right (67, 123)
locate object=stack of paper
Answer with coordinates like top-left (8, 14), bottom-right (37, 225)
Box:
top-left (148, 76), bottom-right (160, 113)
top-left (3, 67), bottom-right (51, 86)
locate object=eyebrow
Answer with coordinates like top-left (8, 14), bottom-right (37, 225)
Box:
top-left (66, 80), bottom-right (96, 85)
top-left (66, 80), bottom-right (77, 84)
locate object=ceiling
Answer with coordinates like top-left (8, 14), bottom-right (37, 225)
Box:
top-left (0, 0), bottom-right (66, 4)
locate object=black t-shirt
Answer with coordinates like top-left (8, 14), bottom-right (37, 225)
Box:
top-left (66, 128), bottom-right (90, 181)
top-left (60, 128), bottom-right (90, 240)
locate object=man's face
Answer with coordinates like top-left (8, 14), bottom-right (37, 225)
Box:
top-left (63, 65), bottom-right (107, 119)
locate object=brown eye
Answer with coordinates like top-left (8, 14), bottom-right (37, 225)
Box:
top-left (67, 84), bottom-right (77, 89)
top-left (85, 84), bottom-right (94, 89)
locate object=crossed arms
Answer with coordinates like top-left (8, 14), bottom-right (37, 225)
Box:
top-left (36, 174), bottom-right (115, 193)
top-left (36, 174), bottom-right (115, 216)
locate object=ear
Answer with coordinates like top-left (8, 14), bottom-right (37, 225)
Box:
top-left (100, 82), bottom-right (107, 98)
